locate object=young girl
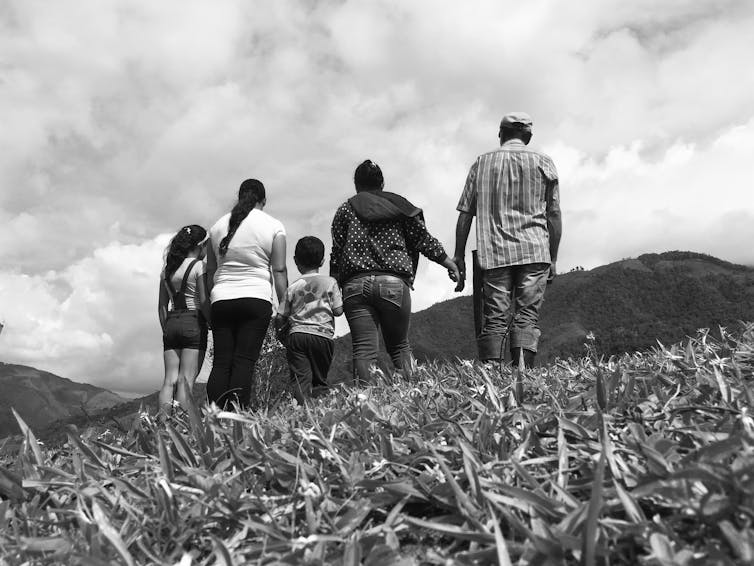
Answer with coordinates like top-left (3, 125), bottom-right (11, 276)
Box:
top-left (158, 224), bottom-right (211, 412)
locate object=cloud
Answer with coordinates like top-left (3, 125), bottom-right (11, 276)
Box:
top-left (0, 237), bottom-right (167, 395)
top-left (1, 0), bottom-right (753, 391)
top-left (549, 117), bottom-right (754, 269)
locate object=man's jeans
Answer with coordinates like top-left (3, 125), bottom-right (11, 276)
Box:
top-left (477, 263), bottom-right (549, 361)
top-left (343, 274), bottom-right (415, 383)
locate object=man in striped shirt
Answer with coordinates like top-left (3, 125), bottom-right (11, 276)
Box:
top-left (453, 112), bottom-right (562, 367)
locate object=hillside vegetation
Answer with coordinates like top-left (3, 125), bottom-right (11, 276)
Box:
top-left (1, 323), bottom-right (754, 565)
top-left (327, 251), bottom-right (754, 382)
top-left (0, 364), bottom-right (126, 439)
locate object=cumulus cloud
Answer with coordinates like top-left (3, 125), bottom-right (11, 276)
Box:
top-left (0, 237), bottom-right (167, 395)
top-left (1, 0), bottom-right (753, 391)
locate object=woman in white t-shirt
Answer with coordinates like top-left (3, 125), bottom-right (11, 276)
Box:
top-left (206, 179), bottom-right (288, 409)
top-left (158, 224), bottom-right (211, 412)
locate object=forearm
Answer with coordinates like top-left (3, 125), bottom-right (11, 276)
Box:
top-left (547, 212), bottom-right (562, 261)
top-left (199, 293), bottom-right (212, 323)
top-left (158, 283), bottom-right (169, 330)
top-left (205, 269), bottom-right (215, 298)
top-left (454, 212), bottom-right (473, 258)
top-left (272, 268), bottom-right (288, 303)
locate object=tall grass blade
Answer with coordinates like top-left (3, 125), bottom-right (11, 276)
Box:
top-left (91, 500), bottom-right (135, 566)
top-left (581, 450), bottom-right (605, 566)
top-left (489, 505), bottom-right (514, 566)
top-left (12, 409), bottom-right (44, 466)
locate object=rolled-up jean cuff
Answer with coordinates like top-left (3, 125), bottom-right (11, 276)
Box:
top-left (477, 334), bottom-right (505, 361)
top-left (510, 329), bottom-right (541, 352)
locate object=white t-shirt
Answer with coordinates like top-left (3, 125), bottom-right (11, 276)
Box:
top-left (209, 209), bottom-right (286, 304)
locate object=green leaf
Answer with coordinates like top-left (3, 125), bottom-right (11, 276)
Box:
top-left (719, 521), bottom-right (754, 561)
top-left (20, 536), bottom-right (72, 553)
top-left (581, 450), bottom-right (605, 566)
top-left (0, 465), bottom-right (24, 501)
top-left (402, 516), bottom-right (495, 544)
top-left (12, 408), bottom-right (44, 466)
top-left (91, 500), bottom-right (135, 566)
top-left (489, 505), bottom-right (514, 566)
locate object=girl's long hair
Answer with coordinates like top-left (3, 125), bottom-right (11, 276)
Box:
top-left (163, 224), bottom-right (207, 280)
top-left (218, 179), bottom-right (266, 257)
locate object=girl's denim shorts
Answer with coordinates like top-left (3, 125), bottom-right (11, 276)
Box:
top-left (163, 310), bottom-right (208, 351)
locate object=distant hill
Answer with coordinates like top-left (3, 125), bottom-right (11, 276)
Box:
top-left (0, 363), bottom-right (126, 439)
top-left (329, 251), bottom-right (754, 379)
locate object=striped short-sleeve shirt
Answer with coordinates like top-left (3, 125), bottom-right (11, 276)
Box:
top-left (457, 139), bottom-right (559, 270)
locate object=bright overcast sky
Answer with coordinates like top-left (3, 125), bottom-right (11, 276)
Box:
top-left (2, 0), bottom-right (754, 395)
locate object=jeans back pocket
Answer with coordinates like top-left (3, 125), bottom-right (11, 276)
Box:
top-left (378, 281), bottom-right (404, 308)
top-left (342, 280), bottom-right (363, 302)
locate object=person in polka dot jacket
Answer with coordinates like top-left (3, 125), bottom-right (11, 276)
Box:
top-left (330, 160), bottom-right (460, 384)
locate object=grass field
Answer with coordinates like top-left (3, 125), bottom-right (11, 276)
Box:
top-left (1, 324), bottom-right (753, 565)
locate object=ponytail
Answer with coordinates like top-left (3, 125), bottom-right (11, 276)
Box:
top-left (218, 178), bottom-right (266, 257)
top-left (163, 224), bottom-right (207, 280)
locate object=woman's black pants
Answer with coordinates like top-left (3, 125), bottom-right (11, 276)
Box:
top-left (207, 298), bottom-right (271, 410)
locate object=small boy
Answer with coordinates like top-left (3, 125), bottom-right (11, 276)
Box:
top-left (276, 236), bottom-right (343, 403)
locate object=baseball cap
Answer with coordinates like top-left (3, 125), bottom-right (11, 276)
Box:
top-left (500, 112), bottom-right (533, 132)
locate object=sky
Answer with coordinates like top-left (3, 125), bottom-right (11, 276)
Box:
top-left (1, 0), bottom-right (754, 395)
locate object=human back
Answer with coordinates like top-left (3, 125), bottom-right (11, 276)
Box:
top-left (165, 257), bottom-right (205, 311)
top-left (209, 208), bottom-right (284, 303)
top-left (283, 273), bottom-right (342, 338)
top-left (465, 141), bottom-right (557, 269)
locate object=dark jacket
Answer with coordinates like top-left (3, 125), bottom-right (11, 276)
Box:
top-left (330, 190), bottom-right (447, 285)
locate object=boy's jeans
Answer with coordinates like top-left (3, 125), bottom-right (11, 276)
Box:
top-left (477, 263), bottom-right (549, 361)
top-left (342, 274), bottom-right (415, 383)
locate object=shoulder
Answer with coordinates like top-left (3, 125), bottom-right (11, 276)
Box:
top-left (477, 148), bottom-right (502, 160)
top-left (315, 274), bottom-right (340, 288)
top-left (529, 148), bottom-right (558, 178)
top-left (326, 276), bottom-right (342, 293)
top-left (335, 201), bottom-right (352, 215)
top-left (287, 278), bottom-right (304, 293)
top-left (210, 214), bottom-right (230, 236)
top-left (331, 202), bottom-right (354, 225)
top-left (192, 259), bottom-right (206, 275)
top-left (255, 210), bottom-right (286, 235)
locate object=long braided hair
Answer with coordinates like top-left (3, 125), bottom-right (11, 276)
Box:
top-left (163, 224), bottom-right (207, 280)
top-left (218, 179), bottom-right (266, 257)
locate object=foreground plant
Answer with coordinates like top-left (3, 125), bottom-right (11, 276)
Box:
top-left (1, 324), bottom-right (753, 565)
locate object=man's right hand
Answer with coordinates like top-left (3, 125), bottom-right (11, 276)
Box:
top-left (452, 255), bottom-right (466, 292)
top-left (548, 261), bottom-right (557, 284)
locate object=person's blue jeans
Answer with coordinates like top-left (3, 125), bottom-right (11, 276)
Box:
top-left (342, 274), bottom-right (415, 383)
top-left (477, 263), bottom-right (550, 361)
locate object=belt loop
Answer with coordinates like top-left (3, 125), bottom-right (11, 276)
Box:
top-left (365, 275), bottom-right (372, 296)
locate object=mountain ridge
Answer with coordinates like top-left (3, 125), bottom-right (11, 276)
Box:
top-left (0, 362), bottom-right (126, 439)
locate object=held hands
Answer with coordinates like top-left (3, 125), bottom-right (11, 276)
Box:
top-left (441, 256), bottom-right (461, 289)
top-left (444, 255), bottom-right (465, 292)
top-left (453, 256), bottom-right (466, 292)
